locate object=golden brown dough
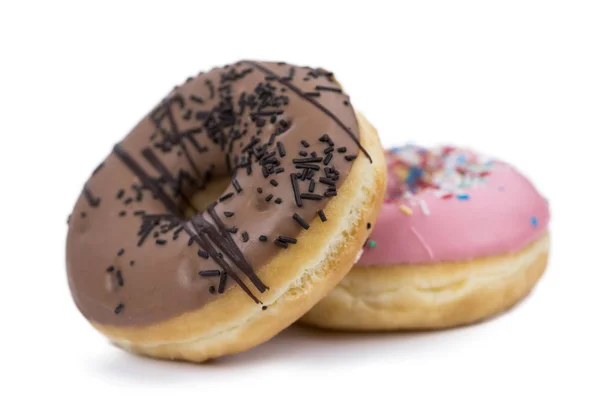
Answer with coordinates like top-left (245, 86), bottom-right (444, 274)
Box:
top-left (301, 233), bottom-right (549, 330)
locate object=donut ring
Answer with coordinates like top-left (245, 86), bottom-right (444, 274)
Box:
top-left (302, 145), bottom-right (550, 330)
top-left (66, 61), bottom-right (386, 361)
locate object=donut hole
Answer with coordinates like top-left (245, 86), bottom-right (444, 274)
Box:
top-left (186, 177), bottom-right (231, 217)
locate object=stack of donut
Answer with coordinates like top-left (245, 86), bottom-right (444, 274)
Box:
top-left (66, 61), bottom-right (549, 362)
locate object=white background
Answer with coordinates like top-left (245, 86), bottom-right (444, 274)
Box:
top-left (1, 1), bottom-right (599, 406)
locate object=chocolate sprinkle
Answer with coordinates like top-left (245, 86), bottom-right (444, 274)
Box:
top-left (278, 235), bottom-right (297, 244)
top-left (199, 270), bottom-right (221, 277)
top-left (219, 192), bottom-right (234, 202)
top-left (290, 173), bottom-right (303, 207)
top-left (318, 134), bottom-right (331, 144)
top-left (116, 270), bottom-right (124, 286)
top-left (300, 193), bottom-right (322, 200)
top-left (277, 141), bottom-right (286, 157)
top-left (293, 213), bottom-right (310, 230)
top-left (295, 163), bottom-right (320, 171)
top-left (218, 272), bottom-right (227, 294)
top-left (315, 85), bottom-right (342, 93)
top-left (319, 177), bottom-right (336, 186)
top-left (232, 179), bottom-right (242, 193)
top-left (293, 157), bottom-right (323, 164)
top-left (114, 303), bottom-right (125, 314)
top-left (318, 210), bottom-right (327, 222)
top-left (274, 240), bottom-right (288, 249)
top-left (83, 185), bottom-right (101, 208)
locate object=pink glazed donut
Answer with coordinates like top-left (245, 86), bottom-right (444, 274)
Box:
top-left (302, 145), bottom-right (550, 330)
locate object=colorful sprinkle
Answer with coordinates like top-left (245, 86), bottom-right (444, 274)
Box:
top-left (368, 240), bottom-right (376, 248)
top-left (399, 205), bottom-right (413, 215)
top-left (531, 216), bottom-right (538, 227)
top-left (385, 145), bottom-right (494, 203)
top-left (419, 200), bottom-right (430, 216)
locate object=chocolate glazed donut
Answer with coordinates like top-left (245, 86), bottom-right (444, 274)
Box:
top-left (66, 61), bottom-right (386, 362)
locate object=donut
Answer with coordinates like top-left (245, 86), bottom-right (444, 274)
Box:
top-left (302, 145), bottom-right (550, 330)
top-left (66, 61), bottom-right (386, 361)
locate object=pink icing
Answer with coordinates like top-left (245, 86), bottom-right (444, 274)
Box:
top-left (358, 146), bottom-right (550, 265)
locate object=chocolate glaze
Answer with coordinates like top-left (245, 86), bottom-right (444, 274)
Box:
top-left (66, 61), bottom-right (365, 327)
